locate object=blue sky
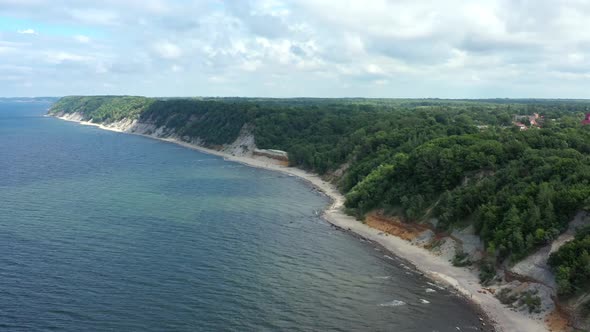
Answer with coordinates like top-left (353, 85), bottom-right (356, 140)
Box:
top-left (1, 0), bottom-right (590, 98)
top-left (0, 16), bottom-right (102, 37)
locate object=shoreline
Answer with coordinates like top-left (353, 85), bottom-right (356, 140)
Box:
top-left (52, 114), bottom-right (549, 332)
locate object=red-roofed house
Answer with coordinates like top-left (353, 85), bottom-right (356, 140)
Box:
top-left (529, 113), bottom-right (539, 126)
top-left (582, 113), bottom-right (590, 125)
top-left (513, 113), bottom-right (543, 128)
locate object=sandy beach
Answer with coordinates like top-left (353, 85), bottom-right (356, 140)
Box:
top-left (53, 114), bottom-right (549, 332)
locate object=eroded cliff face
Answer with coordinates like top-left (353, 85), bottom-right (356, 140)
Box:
top-left (52, 112), bottom-right (286, 162)
top-left (55, 111), bottom-right (85, 122)
top-left (505, 212), bottom-right (590, 330)
top-left (511, 212), bottom-right (589, 289)
top-left (54, 111), bottom-right (137, 132)
top-left (367, 210), bottom-right (559, 323)
top-left (362, 211), bottom-right (590, 330)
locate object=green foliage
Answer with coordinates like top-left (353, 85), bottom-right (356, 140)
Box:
top-left (549, 226), bottom-right (590, 296)
top-left (452, 251), bottom-right (472, 267)
top-left (497, 288), bottom-right (519, 304)
top-left (479, 260), bottom-right (497, 285)
top-left (49, 95), bottom-right (153, 122)
top-left (141, 99), bottom-right (251, 145)
top-left (519, 290), bottom-right (542, 313)
top-left (346, 125), bottom-right (590, 263)
top-left (497, 288), bottom-right (542, 313)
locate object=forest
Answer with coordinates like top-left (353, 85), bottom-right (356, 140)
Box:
top-left (50, 96), bottom-right (590, 293)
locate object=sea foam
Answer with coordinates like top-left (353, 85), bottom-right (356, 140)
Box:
top-left (379, 300), bottom-right (406, 307)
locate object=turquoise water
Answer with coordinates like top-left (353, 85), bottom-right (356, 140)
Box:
top-left (0, 102), bottom-right (489, 331)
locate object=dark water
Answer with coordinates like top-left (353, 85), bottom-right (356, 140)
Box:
top-left (0, 102), bottom-right (486, 331)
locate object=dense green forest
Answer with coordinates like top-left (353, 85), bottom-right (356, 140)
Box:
top-left (50, 96), bottom-right (590, 289)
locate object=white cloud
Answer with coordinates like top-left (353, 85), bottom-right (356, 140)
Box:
top-left (45, 51), bottom-right (94, 64)
top-left (0, 41), bottom-right (25, 54)
top-left (152, 41), bottom-right (182, 59)
top-left (0, 46), bottom-right (16, 54)
top-left (74, 35), bottom-right (91, 43)
top-left (67, 8), bottom-right (119, 25)
top-left (1, 0), bottom-right (590, 97)
top-left (17, 28), bottom-right (37, 35)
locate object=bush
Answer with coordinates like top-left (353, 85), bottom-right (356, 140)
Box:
top-left (452, 251), bottom-right (472, 267)
top-left (479, 260), bottom-right (497, 285)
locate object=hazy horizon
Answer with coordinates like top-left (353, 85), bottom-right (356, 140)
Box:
top-left (2, 1), bottom-right (590, 98)
top-left (6, 96), bottom-right (590, 101)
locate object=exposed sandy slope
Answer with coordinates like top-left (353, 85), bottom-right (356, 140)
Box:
top-left (53, 113), bottom-right (549, 332)
top-left (511, 211), bottom-right (589, 289)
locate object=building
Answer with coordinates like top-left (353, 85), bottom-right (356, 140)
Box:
top-left (529, 113), bottom-right (540, 126)
top-left (582, 113), bottom-right (590, 125)
top-left (513, 113), bottom-right (542, 129)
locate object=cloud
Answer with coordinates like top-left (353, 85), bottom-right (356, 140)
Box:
top-left (45, 51), bottom-right (94, 64)
top-left (66, 8), bottom-right (119, 25)
top-left (170, 64), bottom-right (182, 72)
top-left (17, 28), bottom-right (36, 34)
top-left (152, 41), bottom-right (182, 59)
top-left (0, 40), bottom-right (25, 54)
top-left (74, 35), bottom-right (90, 43)
top-left (0, 0), bottom-right (590, 97)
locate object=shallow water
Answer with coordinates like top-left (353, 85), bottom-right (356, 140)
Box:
top-left (0, 102), bottom-right (487, 331)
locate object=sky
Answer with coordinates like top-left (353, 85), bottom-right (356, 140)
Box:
top-left (1, 0), bottom-right (590, 98)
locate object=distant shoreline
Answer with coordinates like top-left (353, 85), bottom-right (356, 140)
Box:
top-left (51, 113), bottom-right (549, 332)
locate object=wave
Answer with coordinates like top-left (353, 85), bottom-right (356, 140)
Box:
top-left (379, 300), bottom-right (406, 307)
top-left (427, 282), bottom-right (446, 290)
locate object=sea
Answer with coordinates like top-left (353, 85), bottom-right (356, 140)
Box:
top-left (0, 101), bottom-right (489, 331)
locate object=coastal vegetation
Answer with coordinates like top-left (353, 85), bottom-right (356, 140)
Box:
top-left (50, 96), bottom-right (590, 293)
top-left (549, 226), bottom-right (590, 296)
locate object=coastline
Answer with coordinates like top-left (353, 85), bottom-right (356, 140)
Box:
top-left (52, 114), bottom-right (549, 332)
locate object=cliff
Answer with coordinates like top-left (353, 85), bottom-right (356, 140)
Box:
top-left (54, 110), bottom-right (288, 164)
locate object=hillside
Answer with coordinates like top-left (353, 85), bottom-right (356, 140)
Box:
top-left (49, 96), bottom-right (590, 328)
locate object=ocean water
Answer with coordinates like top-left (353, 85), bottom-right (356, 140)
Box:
top-left (0, 102), bottom-right (489, 331)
